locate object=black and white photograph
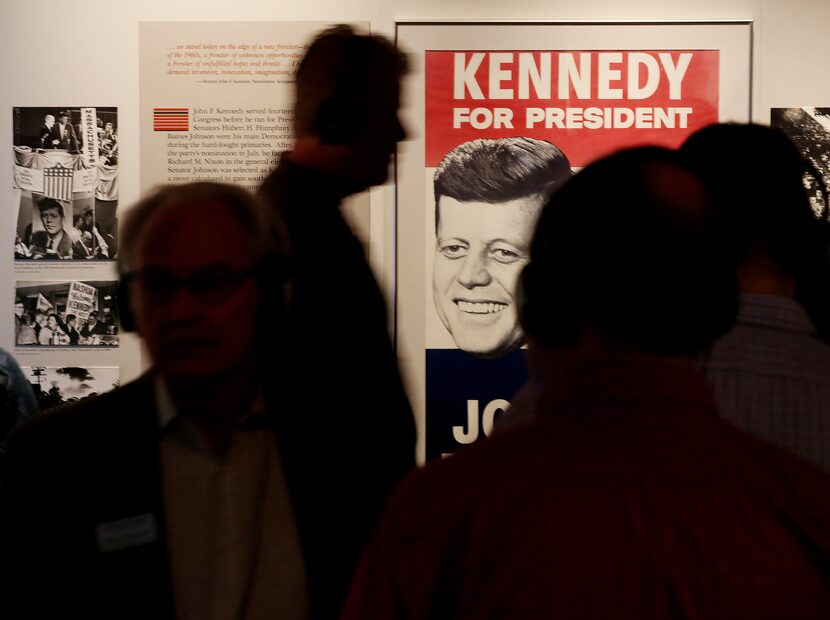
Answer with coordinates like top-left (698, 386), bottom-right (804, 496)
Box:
top-left (430, 136), bottom-right (572, 359)
top-left (22, 366), bottom-right (119, 410)
top-left (14, 193), bottom-right (117, 260)
top-left (771, 107), bottom-right (830, 214)
top-left (15, 280), bottom-right (120, 347)
top-left (13, 106), bottom-right (119, 261)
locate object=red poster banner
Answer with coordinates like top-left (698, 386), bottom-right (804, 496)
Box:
top-left (425, 50), bottom-right (719, 167)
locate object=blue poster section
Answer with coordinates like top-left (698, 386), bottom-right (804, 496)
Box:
top-left (425, 348), bottom-right (528, 460)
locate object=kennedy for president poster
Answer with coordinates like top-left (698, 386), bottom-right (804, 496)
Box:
top-left (395, 22), bottom-right (751, 461)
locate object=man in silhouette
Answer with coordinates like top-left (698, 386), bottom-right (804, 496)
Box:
top-left (342, 147), bottom-right (830, 619)
top-left (682, 122), bottom-right (830, 472)
top-left (258, 25), bottom-right (416, 615)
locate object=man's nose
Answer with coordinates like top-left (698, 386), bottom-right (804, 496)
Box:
top-left (394, 116), bottom-right (408, 143)
top-left (162, 285), bottom-right (203, 320)
top-left (457, 251), bottom-right (492, 289)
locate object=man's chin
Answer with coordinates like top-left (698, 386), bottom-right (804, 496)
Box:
top-left (155, 352), bottom-right (227, 380)
top-left (157, 365), bottom-right (228, 386)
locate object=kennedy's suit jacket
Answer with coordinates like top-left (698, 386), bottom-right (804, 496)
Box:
top-left (46, 122), bottom-right (79, 151)
top-left (29, 229), bottom-right (89, 260)
top-left (0, 373), bottom-right (380, 619)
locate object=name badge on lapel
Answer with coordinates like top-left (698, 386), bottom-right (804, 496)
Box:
top-left (96, 514), bottom-right (158, 553)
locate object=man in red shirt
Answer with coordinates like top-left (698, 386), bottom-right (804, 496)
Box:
top-left (342, 146), bottom-right (830, 619)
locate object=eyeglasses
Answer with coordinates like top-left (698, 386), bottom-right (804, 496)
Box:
top-left (124, 263), bottom-right (263, 303)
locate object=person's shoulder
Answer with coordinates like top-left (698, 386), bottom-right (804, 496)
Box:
top-left (259, 158), bottom-right (333, 201)
top-left (258, 158), bottom-right (291, 195)
top-left (7, 376), bottom-right (154, 450)
top-left (56, 233), bottom-right (72, 251)
top-left (384, 429), bottom-right (538, 532)
top-left (705, 415), bottom-right (830, 502)
top-left (0, 347), bottom-right (23, 374)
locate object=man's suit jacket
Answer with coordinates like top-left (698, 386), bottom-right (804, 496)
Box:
top-left (29, 230), bottom-right (86, 259)
top-left (37, 124), bottom-right (52, 148)
top-left (81, 320), bottom-right (109, 337)
top-left (0, 373), bottom-right (381, 619)
top-left (0, 376), bottom-right (172, 619)
top-left (47, 122), bottom-right (79, 151)
top-left (30, 229), bottom-right (88, 259)
top-left (258, 159), bottom-right (416, 617)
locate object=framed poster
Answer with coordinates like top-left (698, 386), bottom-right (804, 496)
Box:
top-left (396, 21), bottom-right (752, 462)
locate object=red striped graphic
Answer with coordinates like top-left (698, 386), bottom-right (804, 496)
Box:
top-left (154, 107), bottom-right (189, 131)
top-left (43, 164), bottom-right (74, 202)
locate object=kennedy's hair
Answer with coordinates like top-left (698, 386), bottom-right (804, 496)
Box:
top-left (36, 197), bottom-right (64, 217)
top-left (433, 137), bottom-right (572, 232)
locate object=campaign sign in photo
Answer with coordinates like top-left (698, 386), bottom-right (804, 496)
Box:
top-left (15, 280), bottom-right (120, 347)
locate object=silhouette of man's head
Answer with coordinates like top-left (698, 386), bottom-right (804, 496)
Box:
top-left (293, 24), bottom-right (408, 191)
top-left (432, 137), bottom-right (572, 358)
top-left (680, 123), bottom-right (825, 281)
top-left (519, 146), bottom-right (738, 357)
top-left (680, 122), bottom-right (830, 341)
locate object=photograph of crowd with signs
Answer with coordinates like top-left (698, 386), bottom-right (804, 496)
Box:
top-left (22, 366), bottom-right (119, 410)
top-left (771, 107), bottom-right (830, 214)
top-left (15, 280), bottom-right (119, 347)
top-left (13, 107), bottom-right (118, 261)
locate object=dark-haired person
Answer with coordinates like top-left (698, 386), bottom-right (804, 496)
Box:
top-left (38, 314), bottom-right (68, 346)
top-left (681, 122), bottom-right (830, 472)
top-left (432, 137), bottom-right (571, 359)
top-left (29, 198), bottom-right (88, 260)
top-left (80, 310), bottom-right (108, 340)
top-left (46, 110), bottom-right (79, 151)
top-left (65, 314), bottom-right (81, 346)
top-left (258, 25), bottom-right (415, 615)
top-left (342, 146), bottom-right (830, 619)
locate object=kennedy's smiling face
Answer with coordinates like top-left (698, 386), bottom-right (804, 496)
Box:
top-left (433, 194), bottom-right (544, 358)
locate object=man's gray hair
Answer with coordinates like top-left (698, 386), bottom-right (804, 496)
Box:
top-left (118, 182), bottom-right (289, 275)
